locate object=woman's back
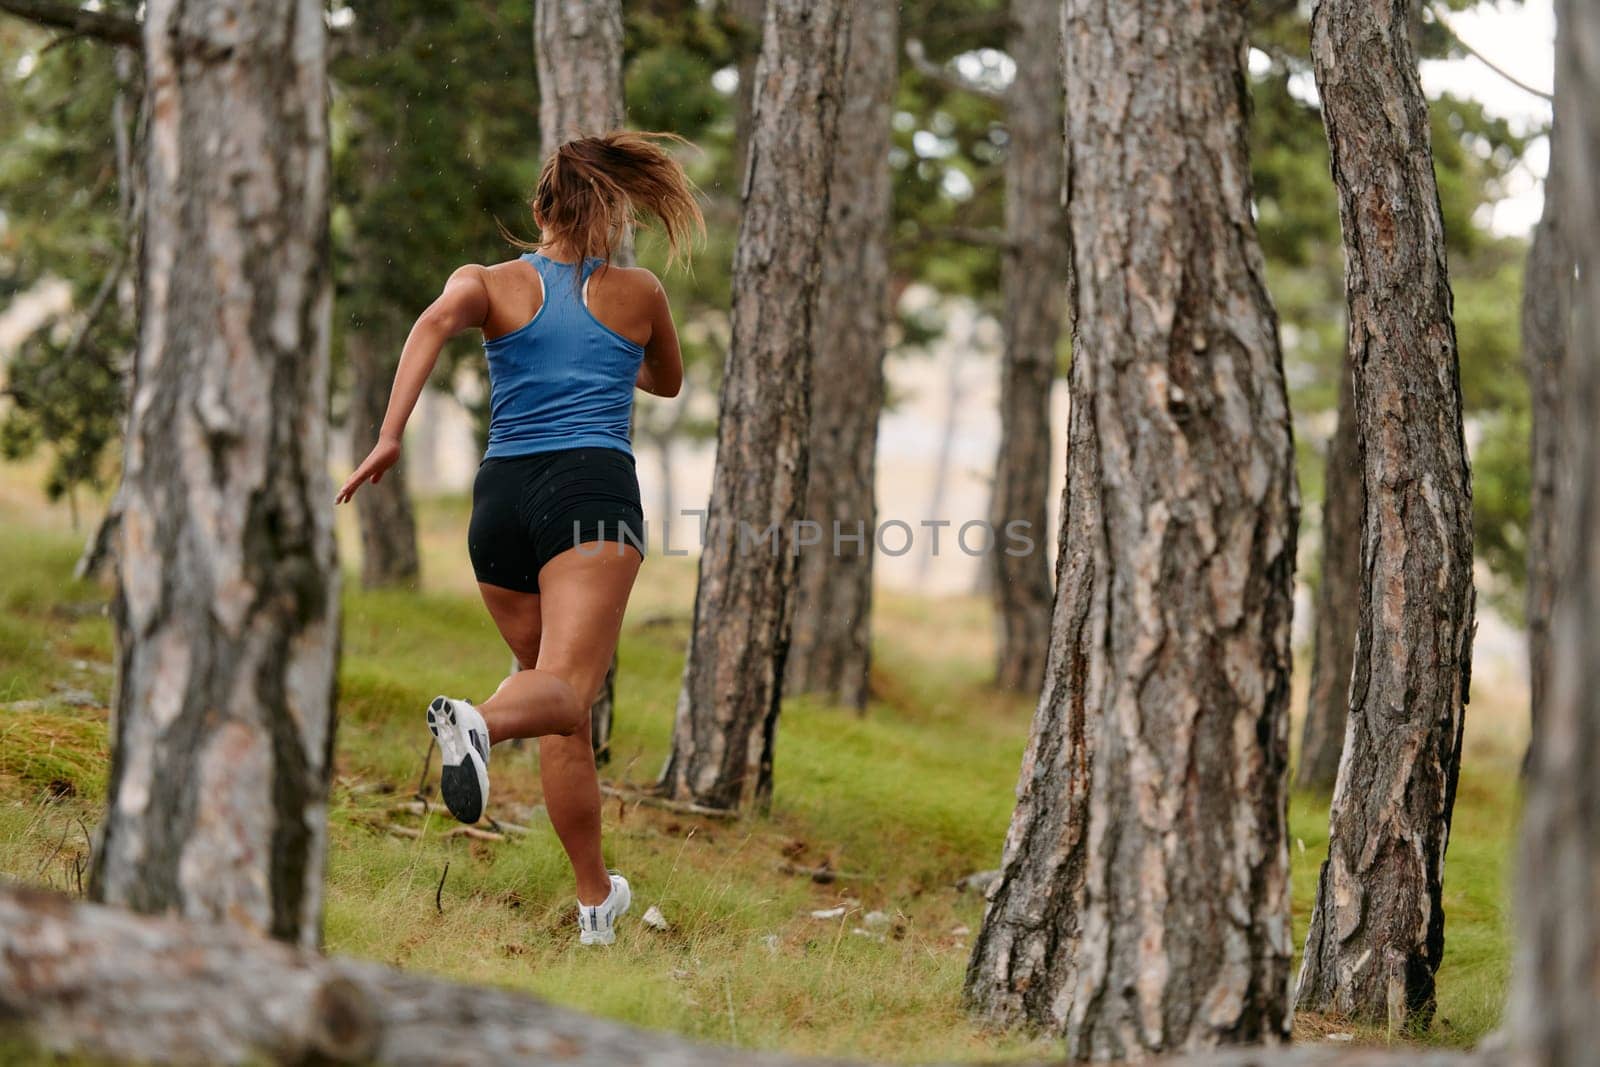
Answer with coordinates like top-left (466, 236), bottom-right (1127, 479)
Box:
top-left (479, 253), bottom-right (660, 460)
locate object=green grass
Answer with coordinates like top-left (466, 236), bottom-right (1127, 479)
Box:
top-left (0, 486), bottom-right (1523, 1062)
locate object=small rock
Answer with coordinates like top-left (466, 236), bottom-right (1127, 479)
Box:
top-left (850, 927), bottom-right (885, 942)
top-left (956, 869), bottom-right (1001, 894)
top-left (641, 905), bottom-right (669, 930)
top-left (810, 906), bottom-right (846, 920)
top-left (1327, 1033), bottom-right (1354, 1043)
top-left (862, 910), bottom-right (891, 930)
top-left (951, 924), bottom-right (971, 937)
top-left (52, 687), bottom-right (98, 707)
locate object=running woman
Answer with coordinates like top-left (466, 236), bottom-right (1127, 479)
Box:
top-left (335, 132), bottom-right (701, 946)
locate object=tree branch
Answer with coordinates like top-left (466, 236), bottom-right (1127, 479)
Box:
top-left (0, 0), bottom-right (140, 47)
top-left (1427, 2), bottom-right (1553, 103)
top-left (904, 38), bottom-right (1006, 102)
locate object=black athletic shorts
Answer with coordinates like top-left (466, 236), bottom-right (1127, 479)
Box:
top-left (468, 447), bottom-right (646, 594)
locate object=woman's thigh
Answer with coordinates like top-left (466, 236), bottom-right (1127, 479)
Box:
top-left (534, 543), bottom-right (642, 707)
top-left (478, 582), bottom-right (543, 668)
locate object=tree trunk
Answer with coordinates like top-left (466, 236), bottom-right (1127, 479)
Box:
top-left (1296, 362), bottom-right (1361, 791)
top-left (534, 0), bottom-right (628, 764)
top-left (917, 320), bottom-right (969, 585)
top-left (534, 0), bottom-right (625, 153)
top-left (342, 83), bottom-right (423, 593)
top-left (730, 0), bottom-right (767, 183)
top-left (1295, 0), bottom-right (1477, 1027)
top-left (75, 47), bottom-right (146, 583)
top-left (657, 0), bottom-right (852, 813)
top-left (1520, 106), bottom-right (1569, 775)
top-left (347, 327), bottom-right (421, 589)
top-left (783, 0), bottom-right (894, 712)
top-left (0, 885), bottom-right (1492, 1067)
top-left (964, 0), bottom-right (1299, 1057)
top-left (989, 0), bottom-right (1068, 694)
top-left (1509, 4), bottom-right (1598, 1061)
top-left (92, 0), bottom-right (337, 948)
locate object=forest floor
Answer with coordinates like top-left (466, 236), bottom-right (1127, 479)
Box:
top-left (0, 465), bottom-right (1522, 1063)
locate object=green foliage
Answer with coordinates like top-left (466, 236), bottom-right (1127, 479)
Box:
top-left (0, 324), bottom-right (126, 500)
top-left (893, 1), bottom-right (1007, 304)
top-left (330, 0), bottom-right (541, 434)
top-left (0, 16), bottom-right (137, 502)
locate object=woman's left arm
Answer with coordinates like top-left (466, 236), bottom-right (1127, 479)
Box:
top-left (635, 277), bottom-right (683, 399)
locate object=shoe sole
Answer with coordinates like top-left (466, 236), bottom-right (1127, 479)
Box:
top-left (427, 697), bottom-right (487, 824)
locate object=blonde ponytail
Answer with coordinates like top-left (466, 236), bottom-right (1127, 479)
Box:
top-left (520, 131), bottom-right (704, 268)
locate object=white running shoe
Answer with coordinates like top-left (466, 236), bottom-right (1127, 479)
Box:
top-left (577, 874), bottom-right (632, 946)
top-left (427, 696), bottom-right (490, 824)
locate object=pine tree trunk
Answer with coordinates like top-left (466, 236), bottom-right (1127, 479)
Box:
top-left (534, 0), bottom-right (624, 152)
top-left (990, 0), bottom-right (1067, 694)
top-left (964, 0), bottom-right (1299, 1056)
top-left (731, 0), bottom-right (766, 182)
top-left (534, 0), bottom-right (627, 764)
top-left (783, 0), bottom-right (894, 712)
top-left (1297, 362), bottom-right (1360, 791)
top-left (1520, 107), bottom-right (1568, 774)
top-left (75, 48), bottom-right (146, 583)
top-left (91, 0), bottom-right (337, 948)
top-left (342, 86), bottom-right (422, 593)
top-left (347, 327), bottom-right (421, 589)
top-left (1295, 0), bottom-right (1477, 1026)
top-left (658, 0), bottom-right (852, 812)
top-left (1510, 4), bottom-right (1598, 1060)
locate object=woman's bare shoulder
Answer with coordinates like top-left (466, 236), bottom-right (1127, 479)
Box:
top-left (589, 266), bottom-right (665, 318)
top-left (479, 257), bottom-right (537, 277)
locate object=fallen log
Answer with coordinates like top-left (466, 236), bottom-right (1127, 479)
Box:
top-left (0, 883), bottom-right (1495, 1066)
top-left (0, 882), bottom-right (842, 1066)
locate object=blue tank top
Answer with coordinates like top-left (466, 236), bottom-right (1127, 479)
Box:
top-left (481, 252), bottom-right (644, 460)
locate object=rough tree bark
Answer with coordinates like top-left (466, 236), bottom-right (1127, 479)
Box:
top-left (730, 0), bottom-right (767, 183)
top-left (533, 0), bottom-right (628, 764)
top-left (347, 326), bottom-right (421, 589)
top-left (657, 0), bottom-right (852, 812)
top-left (0, 886), bottom-right (1491, 1067)
top-left (534, 0), bottom-right (625, 155)
top-left (1296, 363), bottom-right (1361, 791)
top-left (91, 0), bottom-right (338, 948)
top-left (1520, 103), bottom-right (1568, 774)
top-left (964, 0), bottom-right (1299, 1057)
top-left (783, 0), bottom-right (894, 712)
top-left (989, 0), bottom-right (1068, 693)
top-left (1295, 0), bottom-right (1477, 1027)
top-left (1509, 3), bottom-right (1597, 1061)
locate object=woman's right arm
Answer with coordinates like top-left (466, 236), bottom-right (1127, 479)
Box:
top-left (635, 275), bottom-right (683, 399)
top-left (335, 265), bottom-right (489, 505)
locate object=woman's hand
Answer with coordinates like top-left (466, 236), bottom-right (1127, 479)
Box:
top-left (335, 436), bottom-right (401, 504)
